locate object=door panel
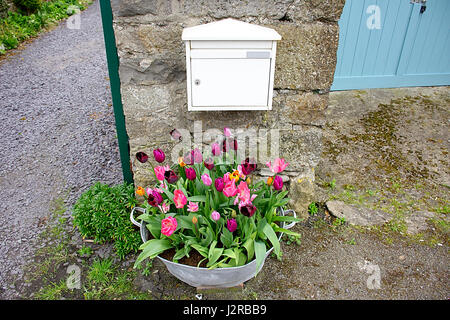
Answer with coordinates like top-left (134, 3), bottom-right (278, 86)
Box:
top-left (332, 0), bottom-right (450, 90)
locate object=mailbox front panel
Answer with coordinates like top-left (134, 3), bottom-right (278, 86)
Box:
top-left (190, 58), bottom-right (271, 107)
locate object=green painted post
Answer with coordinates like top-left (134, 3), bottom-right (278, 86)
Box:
top-left (99, 0), bottom-right (134, 184)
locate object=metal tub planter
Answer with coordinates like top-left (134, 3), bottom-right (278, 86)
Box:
top-left (130, 206), bottom-right (298, 288)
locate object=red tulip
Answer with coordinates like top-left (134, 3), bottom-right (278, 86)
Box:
top-left (204, 157), bottom-right (215, 170)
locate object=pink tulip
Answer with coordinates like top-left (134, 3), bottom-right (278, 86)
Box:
top-left (237, 181), bottom-right (251, 203)
top-left (153, 149), bottom-right (165, 163)
top-left (223, 180), bottom-right (238, 197)
top-left (187, 202), bottom-right (199, 212)
top-left (266, 158), bottom-right (289, 174)
top-left (224, 127), bottom-right (232, 137)
top-left (173, 189), bottom-right (187, 208)
top-left (154, 165), bottom-right (170, 181)
top-left (211, 211), bottom-right (220, 221)
top-left (161, 216), bottom-right (177, 237)
top-left (159, 202), bottom-right (170, 214)
top-left (211, 142), bottom-right (221, 156)
top-left (201, 173), bottom-right (212, 186)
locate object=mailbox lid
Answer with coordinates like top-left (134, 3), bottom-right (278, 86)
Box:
top-left (182, 18), bottom-right (281, 41)
top-left (190, 58), bottom-right (271, 107)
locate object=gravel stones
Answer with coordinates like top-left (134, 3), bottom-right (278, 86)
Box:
top-left (0, 1), bottom-right (123, 299)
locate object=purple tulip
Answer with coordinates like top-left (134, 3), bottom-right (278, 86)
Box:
top-left (240, 203), bottom-right (257, 217)
top-left (273, 175), bottom-right (283, 190)
top-left (153, 149), bottom-right (165, 163)
top-left (164, 170), bottom-right (178, 184)
top-left (136, 152), bottom-right (148, 163)
top-left (227, 219), bottom-right (237, 233)
top-left (215, 177), bottom-right (224, 192)
top-left (204, 157), bottom-right (215, 170)
top-left (241, 157), bottom-right (257, 175)
top-left (147, 190), bottom-right (163, 207)
top-left (185, 167), bottom-right (196, 180)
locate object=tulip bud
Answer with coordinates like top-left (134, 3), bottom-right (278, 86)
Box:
top-left (136, 152), bottom-right (148, 163)
top-left (153, 149), bottom-right (165, 163)
top-left (273, 175), bottom-right (283, 190)
top-left (192, 216), bottom-right (198, 224)
top-left (185, 167), bottom-right (196, 181)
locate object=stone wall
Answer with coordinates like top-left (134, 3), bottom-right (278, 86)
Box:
top-left (110, 0), bottom-right (346, 217)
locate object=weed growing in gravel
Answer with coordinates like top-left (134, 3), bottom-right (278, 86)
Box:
top-left (73, 182), bottom-right (141, 259)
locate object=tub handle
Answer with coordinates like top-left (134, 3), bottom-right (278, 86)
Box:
top-left (130, 206), bottom-right (146, 228)
top-left (282, 209), bottom-right (297, 230)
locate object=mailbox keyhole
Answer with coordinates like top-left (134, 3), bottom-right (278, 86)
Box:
top-left (194, 79), bottom-right (201, 86)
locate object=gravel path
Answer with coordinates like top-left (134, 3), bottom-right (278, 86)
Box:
top-left (0, 1), bottom-right (123, 299)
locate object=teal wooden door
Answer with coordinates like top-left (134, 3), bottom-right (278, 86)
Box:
top-left (332, 0), bottom-right (450, 90)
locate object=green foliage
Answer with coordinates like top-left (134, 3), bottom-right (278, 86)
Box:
top-left (0, 0), bottom-right (92, 54)
top-left (308, 202), bottom-right (318, 216)
top-left (133, 144), bottom-right (302, 271)
top-left (73, 182), bottom-right (140, 259)
top-left (77, 245), bottom-right (93, 257)
top-left (13, 0), bottom-right (42, 13)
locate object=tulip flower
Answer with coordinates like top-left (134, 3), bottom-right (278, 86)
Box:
top-left (224, 127), bottom-right (232, 137)
top-left (170, 129), bottom-right (182, 141)
top-left (173, 189), bottom-right (187, 208)
top-left (178, 157), bottom-right (186, 167)
top-left (185, 167), bottom-right (196, 181)
top-left (135, 186), bottom-right (145, 196)
top-left (223, 181), bottom-right (238, 197)
top-left (201, 173), bottom-right (212, 186)
top-left (154, 165), bottom-right (169, 181)
top-left (211, 211), bottom-right (220, 221)
top-left (159, 202), bottom-right (170, 214)
top-left (214, 177), bottom-right (224, 192)
top-left (164, 170), bottom-right (178, 184)
top-left (136, 152), bottom-right (148, 163)
top-left (184, 148), bottom-right (203, 165)
top-left (204, 157), bottom-right (214, 170)
top-left (266, 158), bottom-right (289, 174)
top-left (161, 216), bottom-right (177, 237)
top-left (241, 157), bottom-right (257, 175)
top-left (211, 142), bottom-right (221, 156)
top-left (147, 190), bottom-right (163, 207)
top-left (187, 202), bottom-right (199, 212)
top-left (227, 219), bottom-right (237, 233)
top-left (153, 149), bottom-right (165, 163)
top-left (239, 203), bottom-right (257, 217)
top-left (273, 175), bottom-right (283, 190)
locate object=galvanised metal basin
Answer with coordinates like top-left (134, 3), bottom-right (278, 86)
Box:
top-left (131, 207), bottom-right (297, 288)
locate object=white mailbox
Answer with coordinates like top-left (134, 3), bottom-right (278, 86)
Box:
top-left (182, 19), bottom-right (281, 111)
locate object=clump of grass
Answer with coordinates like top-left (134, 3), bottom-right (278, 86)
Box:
top-left (0, 0), bottom-right (92, 54)
top-left (73, 182), bottom-right (141, 259)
